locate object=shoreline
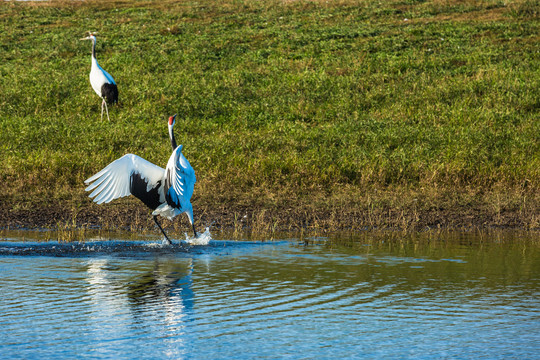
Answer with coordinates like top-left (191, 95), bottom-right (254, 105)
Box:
top-left (1, 194), bottom-right (538, 236)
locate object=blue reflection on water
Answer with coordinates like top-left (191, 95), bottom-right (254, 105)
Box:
top-left (0, 237), bottom-right (538, 359)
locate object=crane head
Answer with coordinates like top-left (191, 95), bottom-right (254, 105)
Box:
top-left (80, 32), bottom-right (97, 41)
top-left (168, 114), bottom-right (177, 127)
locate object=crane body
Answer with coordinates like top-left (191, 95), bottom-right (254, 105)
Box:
top-left (81, 33), bottom-right (118, 121)
top-left (84, 115), bottom-right (196, 243)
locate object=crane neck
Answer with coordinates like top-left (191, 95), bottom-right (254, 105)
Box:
top-left (168, 125), bottom-right (177, 151)
top-left (91, 37), bottom-right (97, 60)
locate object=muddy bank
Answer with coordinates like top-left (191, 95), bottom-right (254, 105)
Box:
top-left (1, 196), bottom-right (537, 235)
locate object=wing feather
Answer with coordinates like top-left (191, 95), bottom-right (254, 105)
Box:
top-left (85, 154), bottom-right (165, 205)
top-left (164, 145), bottom-right (196, 210)
top-left (85, 166), bottom-right (109, 187)
top-left (88, 172), bottom-right (114, 198)
top-left (97, 175), bottom-right (121, 204)
top-left (93, 168), bottom-right (124, 204)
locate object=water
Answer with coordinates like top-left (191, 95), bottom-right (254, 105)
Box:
top-left (0, 232), bottom-right (539, 359)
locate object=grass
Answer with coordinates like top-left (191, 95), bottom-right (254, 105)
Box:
top-left (0, 0), bottom-right (539, 234)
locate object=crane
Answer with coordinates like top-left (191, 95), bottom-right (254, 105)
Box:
top-left (84, 115), bottom-right (197, 244)
top-left (80, 32), bottom-right (118, 121)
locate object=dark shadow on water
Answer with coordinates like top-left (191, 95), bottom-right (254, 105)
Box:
top-left (0, 239), bottom-right (271, 259)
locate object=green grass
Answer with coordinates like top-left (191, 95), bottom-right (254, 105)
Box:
top-left (0, 0), bottom-right (539, 231)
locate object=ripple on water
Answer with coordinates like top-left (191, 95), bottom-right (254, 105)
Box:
top-left (0, 236), bottom-right (539, 359)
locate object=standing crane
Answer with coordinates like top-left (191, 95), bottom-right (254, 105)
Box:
top-left (84, 115), bottom-right (197, 244)
top-left (80, 32), bottom-right (118, 121)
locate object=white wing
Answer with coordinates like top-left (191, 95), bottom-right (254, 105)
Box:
top-left (90, 59), bottom-right (115, 96)
top-left (84, 154), bottom-right (165, 205)
top-left (164, 145), bottom-right (196, 209)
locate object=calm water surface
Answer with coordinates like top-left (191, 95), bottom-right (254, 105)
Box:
top-left (0, 231), bottom-right (539, 359)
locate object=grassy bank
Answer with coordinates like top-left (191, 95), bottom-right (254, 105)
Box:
top-left (0, 0), bottom-right (538, 234)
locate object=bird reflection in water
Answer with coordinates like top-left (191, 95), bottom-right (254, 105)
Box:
top-left (126, 259), bottom-right (195, 329)
top-left (85, 257), bottom-right (195, 344)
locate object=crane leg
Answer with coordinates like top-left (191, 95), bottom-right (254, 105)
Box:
top-left (103, 100), bottom-right (111, 121)
top-left (192, 223), bottom-right (198, 238)
top-left (101, 99), bottom-right (105, 121)
top-left (153, 215), bottom-right (172, 245)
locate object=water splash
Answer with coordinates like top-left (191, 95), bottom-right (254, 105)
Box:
top-left (184, 227), bottom-right (212, 246)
